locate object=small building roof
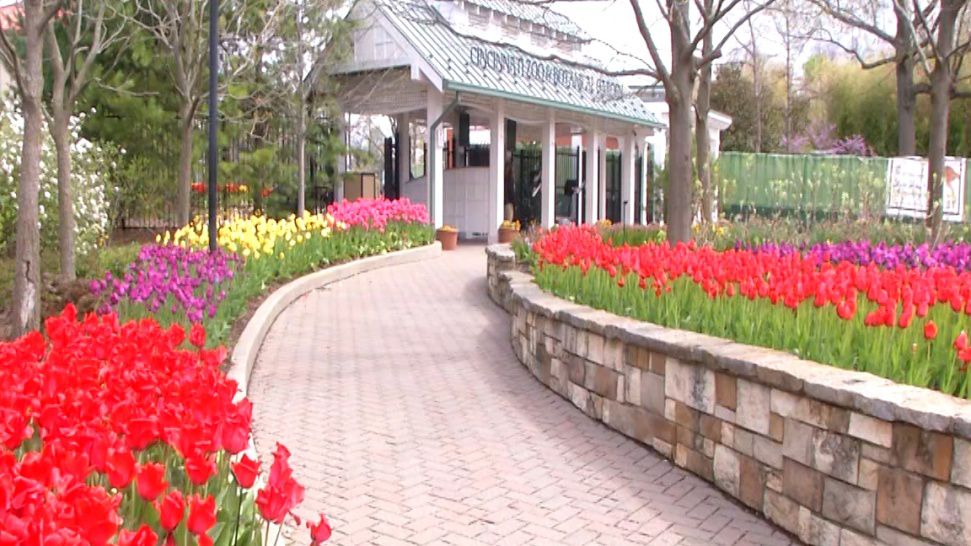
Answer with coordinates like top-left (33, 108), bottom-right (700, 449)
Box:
top-left (371, 0), bottom-right (661, 128)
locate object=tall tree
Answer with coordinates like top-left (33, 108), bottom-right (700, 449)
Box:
top-left (45, 0), bottom-right (124, 279)
top-left (0, 0), bottom-right (54, 335)
top-left (744, 16), bottom-right (767, 152)
top-left (126, 0), bottom-right (208, 226)
top-left (771, 0), bottom-right (817, 152)
top-left (810, 0), bottom-right (922, 154)
top-left (628, 0), bottom-right (775, 241)
top-left (912, 0), bottom-right (970, 238)
top-left (265, 0), bottom-right (347, 213)
top-left (695, 0), bottom-right (715, 222)
top-left (125, 0), bottom-right (251, 225)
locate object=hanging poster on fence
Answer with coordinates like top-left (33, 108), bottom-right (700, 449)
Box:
top-left (885, 157), bottom-right (966, 222)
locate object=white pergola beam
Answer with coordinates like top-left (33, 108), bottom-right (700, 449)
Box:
top-left (426, 89), bottom-right (444, 228)
top-left (640, 140), bottom-right (649, 225)
top-left (621, 134), bottom-right (637, 224)
top-left (488, 100), bottom-right (506, 242)
top-left (540, 112), bottom-right (556, 228)
top-left (583, 130), bottom-right (600, 225)
top-left (597, 135), bottom-right (607, 221)
top-left (396, 113), bottom-right (411, 186)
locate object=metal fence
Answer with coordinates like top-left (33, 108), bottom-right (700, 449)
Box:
top-left (114, 117), bottom-right (334, 229)
top-left (510, 147), bottom-right (583, 225)
top-left (715, 152), bottom-right (891, 220)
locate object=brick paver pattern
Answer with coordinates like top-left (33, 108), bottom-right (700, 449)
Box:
top-left (249, 245), bottom-right (797, 545)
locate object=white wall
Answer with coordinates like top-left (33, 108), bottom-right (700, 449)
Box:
top-left (443, 167), bottom-right (490, 239)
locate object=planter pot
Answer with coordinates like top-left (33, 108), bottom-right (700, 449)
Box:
top-left (436, 229), bottom-right (458, 251)
top-left (498, 227), bottom-right (518, 244)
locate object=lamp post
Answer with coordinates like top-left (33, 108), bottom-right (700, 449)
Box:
top-left (207, 0), bottom-right (219, 253)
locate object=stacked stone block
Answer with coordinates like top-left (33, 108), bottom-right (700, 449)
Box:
top-left (486, 244), bottom-right (971, 546)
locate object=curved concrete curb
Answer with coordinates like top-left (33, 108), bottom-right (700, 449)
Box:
top-left (228, 242), bottom-right (442, 397)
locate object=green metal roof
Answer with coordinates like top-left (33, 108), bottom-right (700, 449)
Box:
top-left (377, 0), bottom-right (662, 128)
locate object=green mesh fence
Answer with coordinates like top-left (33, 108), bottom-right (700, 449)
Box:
top-left (715, 152), bottom-right (890, 219)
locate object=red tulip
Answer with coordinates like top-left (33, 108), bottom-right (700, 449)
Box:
top-left (189, 323), bottom-right (206, 348)
top-left (308, 514), bottom-right (333, 544)
top-left (118, 525), bottom-right (158, 546)
top-left (184, 454), bottom-right (216, 486)
top-left (256, 443), bottom-right (305, 523)
top-left (136, 462), bottom-right (168, 501)
top-left (187, 494), bottom-right (217, 535)
top-left (157, 490), bottom-right (185, 532)
top-left (105, 447), bottom-right (135, 489)
top-left (960, 348), bottom-right (971, 371)
top-left (836, 300), bottom-right (854, 320)
top-left (925, 321), bottom-right (938, 341)
top-left (232, 454), bottom-right (260, 489)
top-left (956, 331), bottom-right (969, 351)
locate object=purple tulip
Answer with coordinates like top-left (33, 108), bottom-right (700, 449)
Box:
top-left (91, 244), bottom-right (240, 322)
top-left (747, 240), bottom-right (971, 271)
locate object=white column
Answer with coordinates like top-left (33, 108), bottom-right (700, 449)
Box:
top-left (426, 90), bottom-right (444, 228)
top-left (621, 135), bottom-right (637, 224)
top-left (583, 131), bottom-right (600, 224)
top-left (640, 139), bottom-right (649, 225)
top-left (597, 135), bottom-right (607, 220)
top-left (488, 100), bottom-right (506, 243)
top-left (575, 135), bottom-right (584, 224)
top-left (540, 112), bottom-right (557, 228)
top-left (336, 112), bottom-right (349, 202)
top-left (396, 113), bottom-right (411, 187)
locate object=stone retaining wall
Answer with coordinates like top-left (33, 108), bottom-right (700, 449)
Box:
top-left (486, 244), bottom-right (971, 546)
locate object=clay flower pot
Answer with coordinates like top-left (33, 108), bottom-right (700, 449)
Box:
top-left (436, 227), bottom-right (459, 250)
top-left (497, 227), bottom-right (518, 244)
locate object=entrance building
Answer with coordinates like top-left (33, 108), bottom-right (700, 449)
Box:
top-left (330, 0), bottom-right (662, 241)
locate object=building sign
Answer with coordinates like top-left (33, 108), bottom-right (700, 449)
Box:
top-left (468, 45), bottom-right (624, 101)
top-left (886, 157), bottom-right (966, 222)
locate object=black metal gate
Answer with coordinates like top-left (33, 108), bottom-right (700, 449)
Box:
top-left (510, 147), bottom-right (580, 226)
top-left (605, 152), bottom-right (622, 223)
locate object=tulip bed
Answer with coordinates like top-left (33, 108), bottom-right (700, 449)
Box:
top-left (91, 198), bottom-right (434, 345)
top-left (532, 225), bottom-right (971, 399)
top-left (0, 306), bottom-right (329, 545)
top-left (0, 198), bottom-right (433, 543)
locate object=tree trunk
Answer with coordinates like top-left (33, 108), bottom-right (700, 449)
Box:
top-left (177, 111), bottom-right (194, 226)
top-left (695, 19), bottom-right (714, 223)
top-left (748, 21), bottom-right (763, 153)
top-left (783, 12), bottom-right (793, 152)
top-left (753, 63), bottom-right (763, 153)
top-left (925, 0), bottom-right (962, 241)
top-left (11, 0), bottom-right (45, 337)
top-left (695, 90), bottom-right (712, 224)
top-left (926, 76), bottom-right (949, 240)
top-left (665, 0), bottom-right (695, 244)
top-left (894, 11), bottom-right (917, 156)
top-left (895, 56), bottom-right (917, 156)
top-left (52, 109), bottom-right (75, 280)
top-left (667, 66), bottom-right (695, 242)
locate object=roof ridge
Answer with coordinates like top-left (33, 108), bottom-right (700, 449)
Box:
top-left (461, 0), bottom-right (590, 41)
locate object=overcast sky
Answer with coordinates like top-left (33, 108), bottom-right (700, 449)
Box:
top-left (551, 0), bottom-right (843, 81)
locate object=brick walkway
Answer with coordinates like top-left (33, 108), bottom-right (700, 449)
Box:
top-left (249, 245), bottom-right (796, 545)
